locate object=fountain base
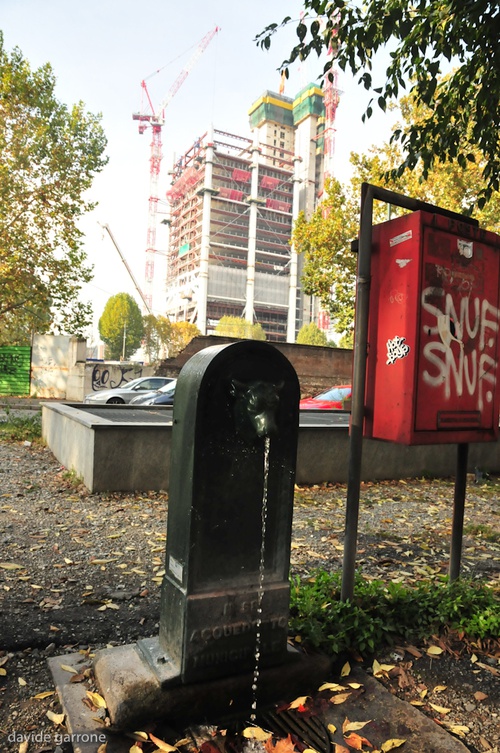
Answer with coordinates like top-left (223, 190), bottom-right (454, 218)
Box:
top-left (48, 646), bottom-right (331, 751)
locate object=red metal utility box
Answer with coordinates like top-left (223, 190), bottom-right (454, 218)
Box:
top-left (364, 211), bottom-right (500, 444)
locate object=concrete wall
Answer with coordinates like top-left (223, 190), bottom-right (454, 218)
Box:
top-left (157, 336), bottom-right (353, 397)
top-left (84, 361), bottom-right (155, 397)
top-left (42, 404), bottom-right (172, 492)
top-left (42, 403), bottom-right (500, 493)
top-left (295, 427), bottom-right (500, 484)
top-left (27, 335), bottom-right (156, 401)
top-left (31, 335), bottom-right (87, 399)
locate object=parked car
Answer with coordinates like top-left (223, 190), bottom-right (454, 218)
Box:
top-left (130, 380), bottom-right (177, 406)
top-left (299, 385), bottom-right (352, 410)
top-left (84, 376), bottom-right (174, 405)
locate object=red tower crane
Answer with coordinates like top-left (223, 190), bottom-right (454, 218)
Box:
top-left (132, 26), bottom-right (219, 312)
top-left (323, 64), bottom-right (340, 182)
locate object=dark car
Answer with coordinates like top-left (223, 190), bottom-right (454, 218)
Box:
top-left (129, 380), bottom-right (177, 406)
top-left (299, 385), bottom-right (352, 410)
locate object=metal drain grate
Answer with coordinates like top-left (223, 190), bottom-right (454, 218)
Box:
top-left (258, 709), bottom-right (331, 753)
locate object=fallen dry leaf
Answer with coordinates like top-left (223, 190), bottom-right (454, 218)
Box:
top-left (426, 646), bottom-right (444, 656)
top-left (334, 745), bottom-right (350, 753)
top-left (60, 663), bottom-right (78, 674)
top-left (476, 662), bottom-right (499, 676)
top-left (381, 739), bottom-right (406, 751)
top-left (343, 720), bottom-right (371, 733)
top-left (401, 645), bottom-right (422, 659)
top-left (69, 672), bottom-right (87, 683)
top-left (265, 733), bottom-right (296, 753)
top-left (149, 732), bottom-right (179, 751)
top-left (474, 691), bottom-right (488, 702)
top-left (128, 731), bottom-right (149, 742)
top-left (46, 709), bottom-right (65, 725)
top-left (318, 682), bottom-right (344, 692)
top-left (442, 722), bottom-right (470, 738)
top-left (288, 695), bottom-right (309, 709)
top-left (33, 690), bottom-right (56, 700)
top-left (341, 661), bottom-right (351, 677)
top-left (330, 692), bottom-right (352, 705)
top-left (429, 703), bottom-right (451, 715)
top-left (86, 690), bottom-right (107, 709)
top-left (343, 732), bottom-right (372, 750)
top-left (243, 727), bottom-right (272, 741)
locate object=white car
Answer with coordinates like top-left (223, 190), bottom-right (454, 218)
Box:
top-left (84, 376), bottom-right (174, 405)
top-left (129, 379), bottom-right (177, 406)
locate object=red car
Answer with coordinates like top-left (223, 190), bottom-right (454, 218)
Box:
top-left (300, 385), bottom-right (352, 410)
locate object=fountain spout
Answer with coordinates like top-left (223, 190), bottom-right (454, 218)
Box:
top-left (230, 378), bottom-right (284, 439)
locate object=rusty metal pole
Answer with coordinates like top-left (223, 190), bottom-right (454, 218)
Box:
top-left (341, 184), bottom-right (373, 601)
top-left (449, 443), bottom-right (469, 582)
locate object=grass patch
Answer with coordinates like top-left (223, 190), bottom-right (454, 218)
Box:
top-left (289, 570), bottom-right (499, 657)
top-left (463, 523), bottom-right (500, 543)
top-left (0, 410), bottom-right (42, 443)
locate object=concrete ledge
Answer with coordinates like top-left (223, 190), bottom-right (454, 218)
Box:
top-left (42, 403), bottom-right (172, 492)
top-left (295, 426), bottom-right (500, 484)
top-left (42, 403), bottom-right (500, 493)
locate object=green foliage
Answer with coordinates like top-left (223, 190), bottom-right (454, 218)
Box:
top-left (296, 322), bottom-right (328, 346)
top-left (168, 321), bottom-right (201, 357)
top-left (142, 315), bottom-right (201, 361)
top-left (98, 293), bottom-right (144, 360)
top-left (463, 524), bottom-right (500, 544)
top-left (142, 314), bottom-right (163, 363)
top-left (214, 316), bottom-right (266, 341)
top-left (0, 410), bottom-right (42, 443)
top-left (292, 178), bottom-right (358, 341)
top-left (0, 33), bottom-right (108, 339)
top-left (290, 570), bottom-right (499, 657)
top-left (257, 0), bottom-right (500, 206)
top-left (294, 89), bottom-right (500, 341)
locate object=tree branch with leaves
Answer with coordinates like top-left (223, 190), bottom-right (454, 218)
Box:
top-left (257, 0), bottom-right (500, 207)
top-left (0, 33), bottom-right (108, 344)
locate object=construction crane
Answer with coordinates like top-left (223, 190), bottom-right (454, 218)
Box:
top-left (132, 26), bottom-right (220, 313)
top-left (322, 64), bottom-right (340, 182)
top-left (100, 223), bottom-right (152, 315)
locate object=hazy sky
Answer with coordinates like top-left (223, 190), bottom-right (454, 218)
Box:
top-left (2, 0), bottom-right (394, 340)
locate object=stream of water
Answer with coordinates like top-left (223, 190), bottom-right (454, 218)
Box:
top-left (250, 435), bottom-right (271, 721)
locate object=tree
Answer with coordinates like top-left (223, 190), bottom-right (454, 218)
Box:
top-left (257, 1), bottom-right (500, 207)
top-left (141, 315), bottom-right (201, 362)
top-left (168, 321), bottom-right (201, 357)
top-left (142, 314), bottom-right (163, 363)
top-left (296, 322), bottom-right (328, 346)
top-left (98, 294), bottom-right (144, 360)
top-left (0, 34), bottom-right (107, 340)
top-left (293, 178), bottom-right (358, 341)
top-left (214, 316), bottom-right (266, 340)
top-left (294, 89), bottom-right (500, 342)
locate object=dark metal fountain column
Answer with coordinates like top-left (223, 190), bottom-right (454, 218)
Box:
top-left (155, 340), bottom-right (299, 684)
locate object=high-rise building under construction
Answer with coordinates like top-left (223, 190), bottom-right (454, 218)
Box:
top-left (164, 84), bottom-right (326, 342)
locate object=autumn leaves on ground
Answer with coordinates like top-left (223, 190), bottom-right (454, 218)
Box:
top-left (0, 441), bottom-right (499, 752)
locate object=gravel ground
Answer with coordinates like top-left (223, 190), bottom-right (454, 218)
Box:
top-left (0, 440), bottom-right (498, 753)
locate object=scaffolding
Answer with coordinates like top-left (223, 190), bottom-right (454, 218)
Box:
top-left (165, 86), bottom-right (326, 342)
